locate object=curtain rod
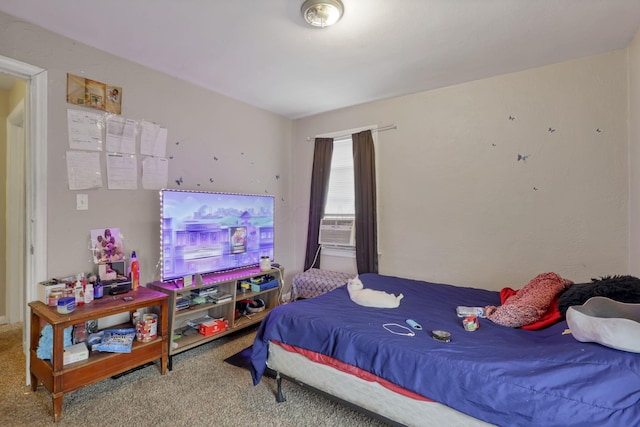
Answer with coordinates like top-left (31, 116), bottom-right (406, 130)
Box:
top-left (306, 124), bottom-right (397, 141)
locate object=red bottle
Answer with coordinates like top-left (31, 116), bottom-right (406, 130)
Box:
top-left (130, 251), bottom-right (140, 290)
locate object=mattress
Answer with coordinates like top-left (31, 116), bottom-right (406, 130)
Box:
top-left (267, 341), bottom-right (493, 427)
top-left (252, 273), bottom-right (640, 426)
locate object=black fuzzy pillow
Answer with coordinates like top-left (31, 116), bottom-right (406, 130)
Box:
top-left (558, 275), bottom-right (640, 317)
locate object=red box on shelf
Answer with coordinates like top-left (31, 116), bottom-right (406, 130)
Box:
top-left (199, 319), bottom-right (228, 337)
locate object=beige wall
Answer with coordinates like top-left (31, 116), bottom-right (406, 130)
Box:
top-left (0, 9), bottom-right (635, 301)
top-left (0, 12), bottom-right (294, 290)
top-left (629, 29), bottom-right (640, 277)
top-left (294, 50), bottom-right (629, 290)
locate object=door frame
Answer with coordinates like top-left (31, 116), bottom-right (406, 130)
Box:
top-left (0, 54), bottom-right (47, 385)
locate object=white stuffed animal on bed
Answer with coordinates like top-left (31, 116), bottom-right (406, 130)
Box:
top-left (347, 276), bottom-right (404, 308)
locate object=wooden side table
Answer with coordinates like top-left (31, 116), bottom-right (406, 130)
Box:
top-left (29, 286), bottom-right (168, 421)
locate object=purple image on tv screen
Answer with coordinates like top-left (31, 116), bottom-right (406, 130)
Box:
top-left (160, 190), bottom-right (274, 281)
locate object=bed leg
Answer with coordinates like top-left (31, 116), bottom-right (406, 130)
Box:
top-left (275, 372), bottom-right (286, 403)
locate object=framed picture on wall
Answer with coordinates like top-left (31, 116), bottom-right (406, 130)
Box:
top-left (66, 73), bottom-right (122, 114)
top-left (106, 85), bottom-right (122, 114)
top-left (91, 227), bottom-right (125, 264)
top-left (66, 73), bottom-right (86, 106)
top-left (85, 79), bottom-right (105, 111)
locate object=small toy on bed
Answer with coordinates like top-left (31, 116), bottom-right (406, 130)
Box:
top-left (347, 276), bottom-right (404, 308)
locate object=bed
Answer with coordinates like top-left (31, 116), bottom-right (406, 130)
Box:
top-left (251, 273), bottom-right (640, 427)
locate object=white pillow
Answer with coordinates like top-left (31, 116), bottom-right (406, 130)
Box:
top-left (566, 296), bottom-right (640, 353)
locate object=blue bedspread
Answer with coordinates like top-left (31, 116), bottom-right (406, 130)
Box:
top-left (251, 273), bottom-right (640, 427)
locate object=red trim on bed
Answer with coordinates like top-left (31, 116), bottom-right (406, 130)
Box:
top-left (273, 341), bottom-right (434, 402)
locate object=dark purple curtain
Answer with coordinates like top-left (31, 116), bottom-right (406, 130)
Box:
top-left (304, 138), bottom-right (334, 270)
top-left (352, 130), bottom-right (378, 274)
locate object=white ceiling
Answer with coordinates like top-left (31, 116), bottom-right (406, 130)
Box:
top-left (1, 1), bottom-right (640, 119)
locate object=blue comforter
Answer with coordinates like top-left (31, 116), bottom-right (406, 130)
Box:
top-left (251, 273), bottom-right (640, 426)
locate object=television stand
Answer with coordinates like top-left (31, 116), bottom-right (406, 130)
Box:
top-left (149, 265), bottom-right (283, 369)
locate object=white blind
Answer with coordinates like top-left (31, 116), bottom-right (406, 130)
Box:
top-left (324, 137), bottom-right (355, 216)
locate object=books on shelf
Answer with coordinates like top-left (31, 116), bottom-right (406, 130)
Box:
top-left (191, 286), bottom-right (220, 297)
top-left (176, 297), bottom-right (190, 311)
top-left (211, 293), bottom-right (232, 303)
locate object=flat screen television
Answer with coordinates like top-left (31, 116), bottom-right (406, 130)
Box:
top-left (160, 189), bottom-right (275, 282)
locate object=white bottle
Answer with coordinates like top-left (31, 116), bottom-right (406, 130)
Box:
top-left (74, 274), bottom-right (84, 306)
top-left (84, 283), bottom-right (94, 304)
top-left (260, 256), bottom-right (271, 271)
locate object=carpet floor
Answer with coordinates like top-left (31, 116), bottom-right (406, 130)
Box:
top-left (1, 323), bottom-right (388, 426)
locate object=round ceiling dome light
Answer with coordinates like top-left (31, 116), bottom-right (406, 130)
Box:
top-left (301, 0), bottom-right (344, 28)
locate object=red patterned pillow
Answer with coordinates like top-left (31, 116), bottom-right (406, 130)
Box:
top-left (485, 272), bottom-right (572, 328)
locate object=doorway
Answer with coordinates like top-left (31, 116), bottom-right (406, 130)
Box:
top-left (0, 54), bottom-right (47, 385)
top-left (5, 97), bottom-right (25, 326)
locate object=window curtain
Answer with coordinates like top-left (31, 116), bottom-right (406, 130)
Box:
top-left (304, 137), bottom-right (334, 271)
top-left (352, 130), bottom-right (378, 274)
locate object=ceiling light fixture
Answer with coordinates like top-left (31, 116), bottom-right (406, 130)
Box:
top-left (301, 0), bottom-right (344, 28)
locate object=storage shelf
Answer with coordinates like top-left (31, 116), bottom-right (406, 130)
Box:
top-left (28, 287), bottom-right (169, 421)
top-left (174, 299), bottom-right (233, 318)
top-left (60, 338), bottom-right (163, 370)
top-left (238, 288), bottom-right (281, 300)
top-left (234, 309), bottom-right (270, 328)
top-left (149, 266), bottom-right (283, 369)
top-left (172, 328), bottom-right (233, 352)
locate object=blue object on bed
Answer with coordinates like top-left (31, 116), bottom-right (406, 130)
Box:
top-left (251, 273), bottom-right (640, 427)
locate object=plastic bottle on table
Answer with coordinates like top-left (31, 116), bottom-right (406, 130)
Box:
top-left (130, 251), bottom-right (140, 291)
top-left (84, 282), bottom-right (94, 304)
top-left (74, 273), bottom-right (85, 305)
top-left (94, 281), bottom-right (103, 299)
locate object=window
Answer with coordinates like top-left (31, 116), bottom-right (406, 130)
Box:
top-left (320, 136), bottom-right (356, 254)
top-left (324, 136), bottom-right (355, 217)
